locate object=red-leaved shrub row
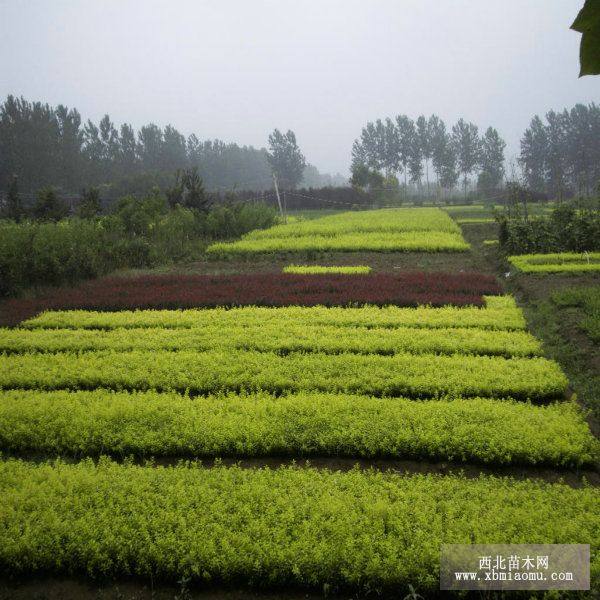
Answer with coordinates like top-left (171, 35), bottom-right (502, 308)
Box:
top-left (0, 272), bottom-right (502, 325)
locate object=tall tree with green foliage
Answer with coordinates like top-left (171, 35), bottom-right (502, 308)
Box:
top-left (408, 134), bottom-right (423, 186)
top-left (383, 118), bottom-right (400, 176)
top-left (416, 116), bottom-right (433, 194)
top-left (452, 119), bottom-right (480, 198)
top-left (545, 110), bottom-right (569, 200)
top-left (3, 175), bottom-right (25, 221)
top-left (519, 115), bottom-right (548, 193)
top-left (478, 127), bottom-right (506, 198)
top-left (395, 115), bottom-right (415, 187)
top-left (266, 129), bottom-right (306, 190)
top-left (55, 105), bottom-right (83, 191)
top-left (117, 123), bottom-right (139, 178)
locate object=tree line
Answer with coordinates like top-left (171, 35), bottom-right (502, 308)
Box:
top-left (351, 115), bottom-right (506, 200)
top-left (0, 95), bottom-right (340, 195)
top-left (519, 103), bottom-right (600, 199)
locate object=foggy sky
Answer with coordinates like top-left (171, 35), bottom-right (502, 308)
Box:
top-left (1, 0), bottom-right (598, 176)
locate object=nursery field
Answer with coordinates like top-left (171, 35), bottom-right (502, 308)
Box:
top-left (207, 207), bottom-right (470, 254)
top-left (0, 206), bottom-right (598, 598)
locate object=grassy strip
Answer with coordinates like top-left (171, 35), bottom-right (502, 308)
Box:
top-left (483, 239), bottom-right (499, 245)
top-left (509, 252), bottom-right (600, 273)
top-left (0, 349), bottom-right (568, 399)
top-left (0, 459), bottom-right (598, 591)
top-left (552, 286), bottom-right (600, 344)
top-left (22, 296), bottom-right (526, 331)
top-left (207, 231), bottom-right (470, 255)
top-left (0, 390), bottom-right (596, 466)
top-left (282, 265), bottom-right (371, 274)
top-left (246, 208), bottom-right (462, 238)
top-left (0, 324), bottom-right (543, 358)
top-left (520, 293), bottom-right (600, 422)
top-left (455, 218), bottom-right (496, 224)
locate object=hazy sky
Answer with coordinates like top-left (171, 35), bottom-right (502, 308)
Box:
top-left (1, 0), bottom-right (598, 176)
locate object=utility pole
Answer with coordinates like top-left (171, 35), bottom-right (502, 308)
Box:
top-left (272, 173), bottom-right (286, 223)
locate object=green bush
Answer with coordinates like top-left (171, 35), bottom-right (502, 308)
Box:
top-left (32, 187), bottom-right (69, 222)
top-left (497, 201), bottom-right (600, 254)
top-left (0, 220), bottom-right (116, 295)
top-left (0, 198), bottom-right (276, 296)
top-left (202, 202), bottom-right (277, 239)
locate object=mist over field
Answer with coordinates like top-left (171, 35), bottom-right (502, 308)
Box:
top-left (1, 0), bottom-right (597, 176)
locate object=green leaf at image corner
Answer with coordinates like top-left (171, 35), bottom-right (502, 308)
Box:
top-left (571, 0), bottom-right (600, 76)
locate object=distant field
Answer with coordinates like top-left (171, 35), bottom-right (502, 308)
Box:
top-left (444, 203), bottom-right (555, 221)
top-left (207, 208), bottom-right (469, 254)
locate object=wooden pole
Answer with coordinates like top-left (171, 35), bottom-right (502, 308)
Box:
top-left (272, 173), bottom-right (286, 223)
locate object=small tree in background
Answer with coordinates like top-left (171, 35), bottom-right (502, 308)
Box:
top-left (4, 175), bottom-right (25, 221)
top-left (267, 129), bottom-right (306, 189)
top-left (165, 170), bottom-right (184, 209)
top-left (181, 167), bottom-right (210, 212)
top-left (350, 164), bottom-right (384, 192)
top-left (33, 187), bottom-right (69, 221)
top-left (77, 187), bottom-right (102, 219)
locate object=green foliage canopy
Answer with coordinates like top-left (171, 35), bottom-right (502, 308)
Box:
top-left (572, 0), bottom-right (600, 76)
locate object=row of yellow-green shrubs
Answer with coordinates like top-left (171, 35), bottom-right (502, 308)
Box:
top-left (0, 323), bottom-right (542, 358)
top-left (207, 231), bottom-right (470, 254)
top-left (0, 390), bottom-right (596, 467)
top-left (282, 264), bottom-right (371, 274)
top-left (0, 459), bottom-right (598, 591)
top-left (21, 296), bottom-right (526, 331)
top-left (0, 349), bottom-right (567, 400)
top-left (509, 252), bottom-right (600, 273)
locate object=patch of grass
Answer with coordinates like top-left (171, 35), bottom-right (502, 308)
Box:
top-left (552, 286), bottom-right (600, 344)
top-left (456, 218), bottom-right (496, 224)
top-left (520, 296), bottom-right (600, 422)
